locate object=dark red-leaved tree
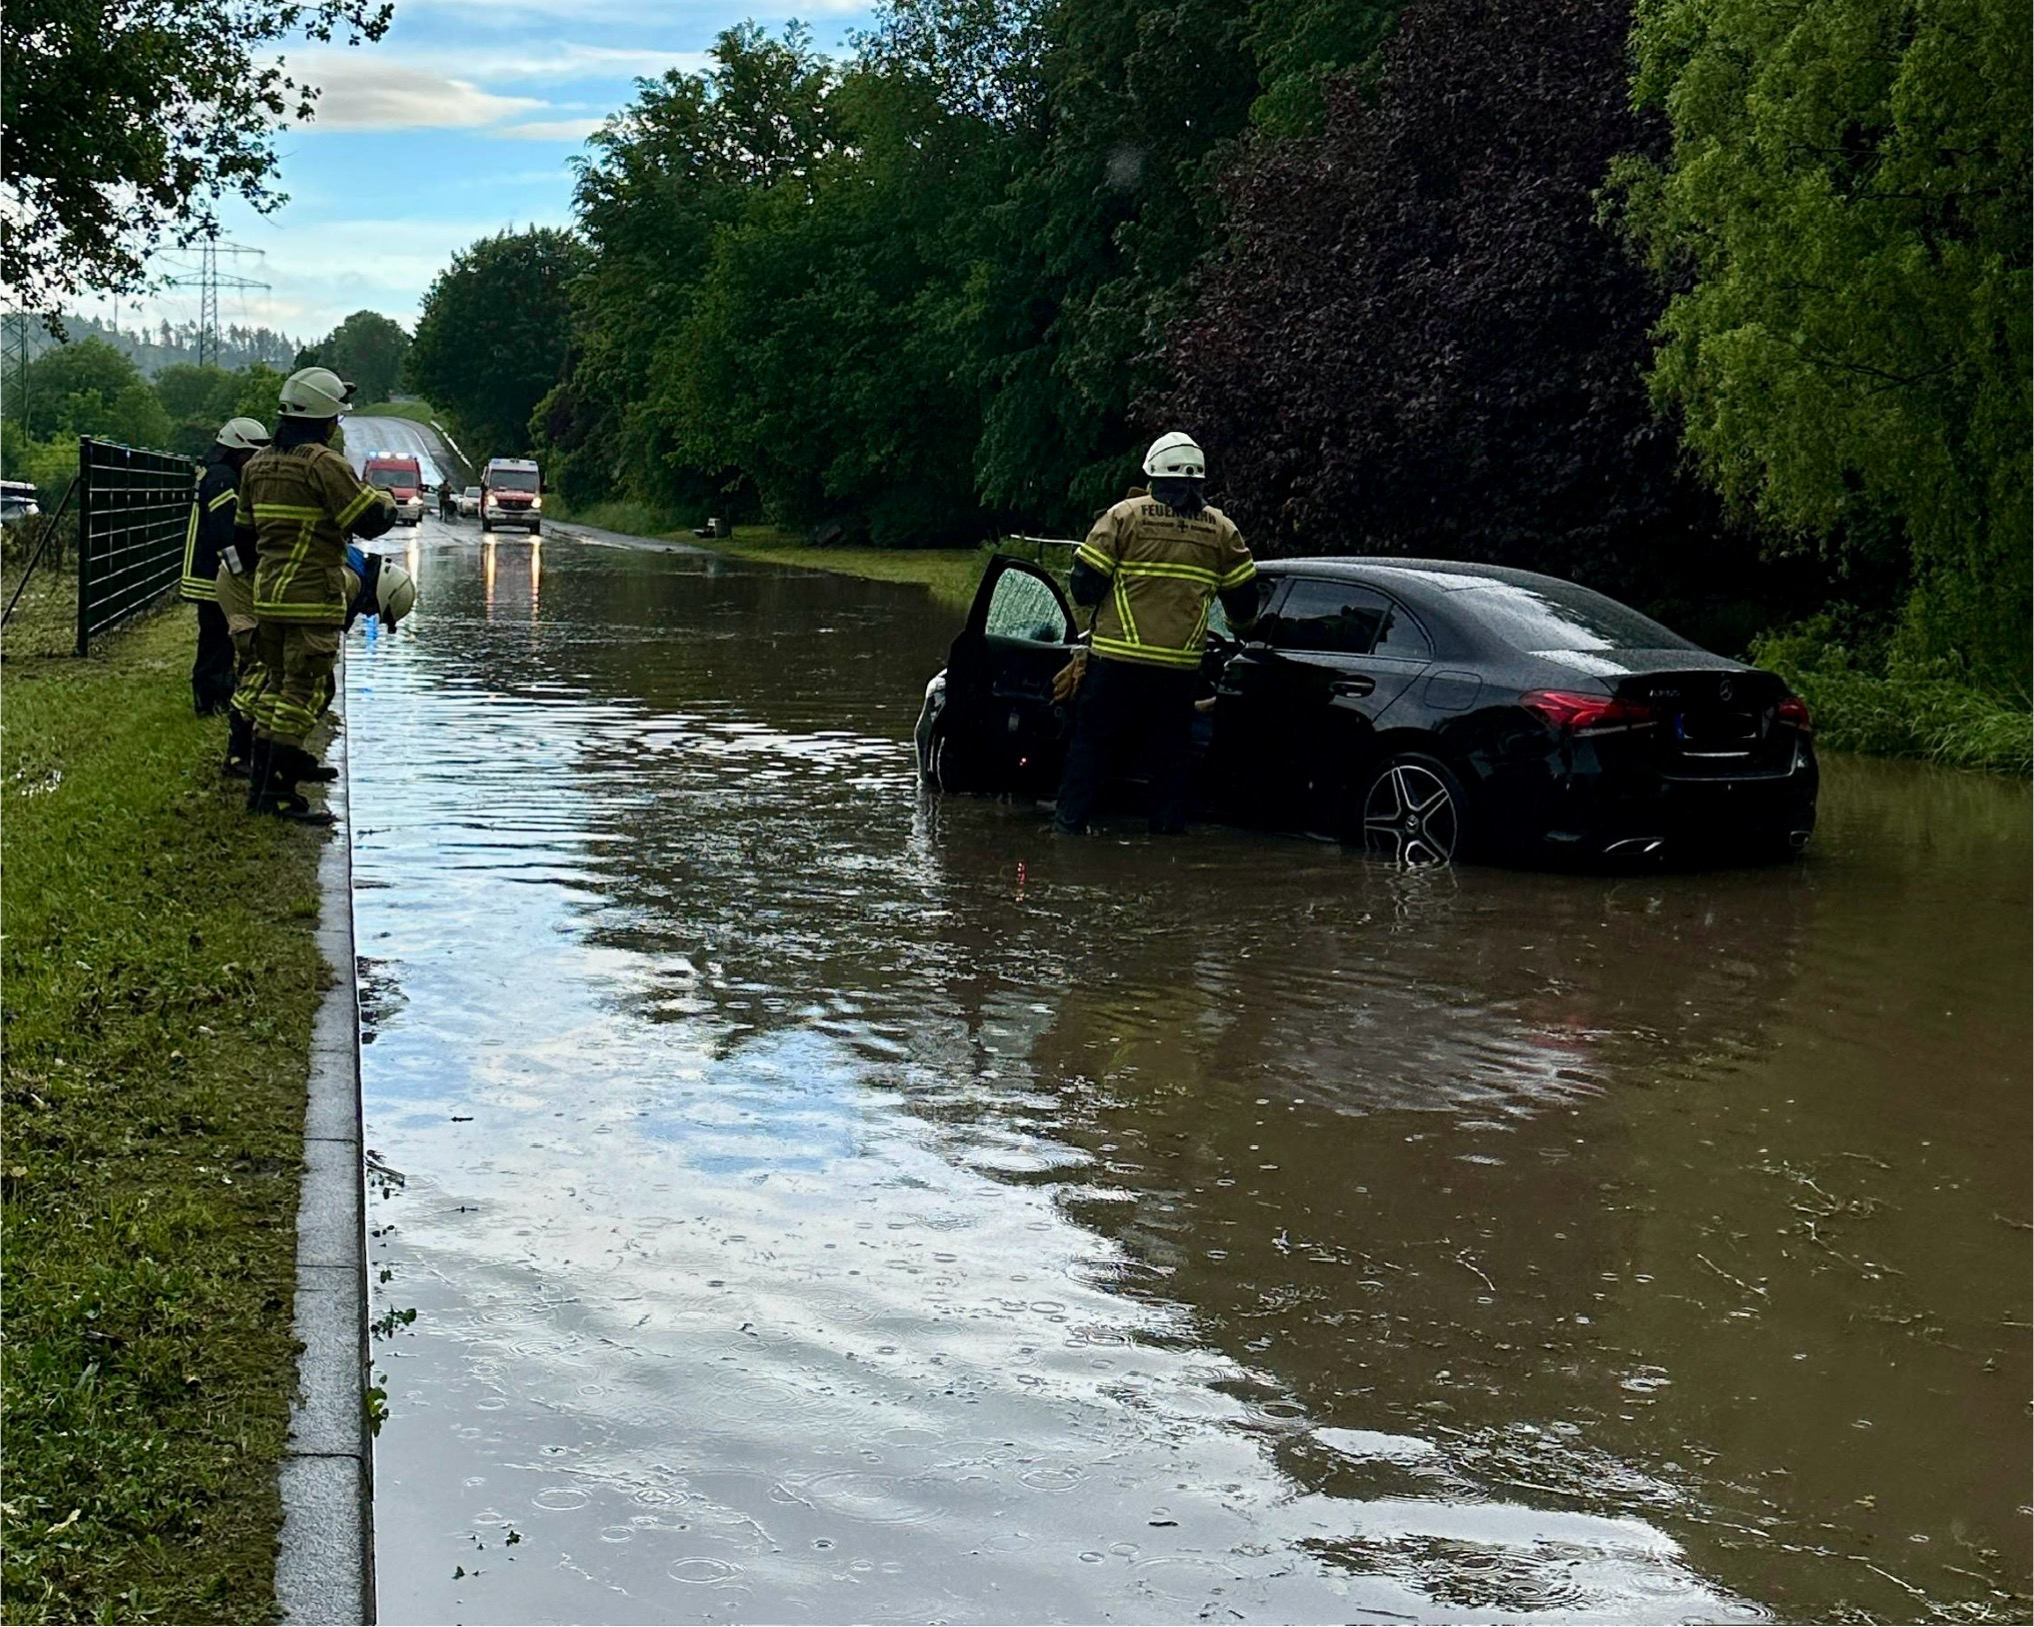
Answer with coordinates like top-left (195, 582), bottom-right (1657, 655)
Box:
top-left (1154, 0), bottom-right (1742, 606)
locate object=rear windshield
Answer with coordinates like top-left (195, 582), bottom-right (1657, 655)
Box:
top-left (1452, 578), bottom-right (1693, 653)
top-left (489, 469), bottom-right (539, 492)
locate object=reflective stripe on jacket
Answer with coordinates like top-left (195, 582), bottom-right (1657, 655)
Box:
top-left (238, 441), bottom-right (393, 625)
top-left (180, 457), bottom-right (240, 602)
top-left (1074, 494), bottom-right (1257, 669)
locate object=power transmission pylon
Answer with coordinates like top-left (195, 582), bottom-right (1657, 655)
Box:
top-left (162, 240), bottom-right (270, 367)
top-left (1, 308), bottom-right (33, 451)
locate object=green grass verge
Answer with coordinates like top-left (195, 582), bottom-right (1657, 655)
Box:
top-left (1754, 629), bottom-right (2032, 777)
top-left (549, 501), bottom-right (1068, 610)
top-left (2, 583), bottom-right (327, 1623)
top-left (1782, 667), bottom-right (2031, 776)
top-left (705, 530), bottom-right (992, 608)
top-left (354, 399), bottom-right (444, 428)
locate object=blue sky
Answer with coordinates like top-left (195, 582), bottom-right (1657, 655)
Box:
top-left (79, 0), bottom-right (877, 346)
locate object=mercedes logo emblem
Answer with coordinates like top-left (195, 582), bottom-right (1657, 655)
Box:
top-left (1718, 678), bottom-right (1734, 702)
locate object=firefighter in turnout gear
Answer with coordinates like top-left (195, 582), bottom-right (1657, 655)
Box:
top-left (182, 416), bottom-right (269, 718)
top-left (233, 366), bottom-right (396, 822)
top-left (1054, 432), bottom-right (1260, 835)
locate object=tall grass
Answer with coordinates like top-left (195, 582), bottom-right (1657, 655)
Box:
top-left (1755, 628), bottom-right (2033, 777)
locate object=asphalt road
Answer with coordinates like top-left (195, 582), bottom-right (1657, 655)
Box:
top-left (341, 414), bottom-right (470, 492)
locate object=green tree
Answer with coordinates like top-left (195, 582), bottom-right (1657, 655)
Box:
top-left (153, 362), bottom-right (246, 455)
top-left (970, 0), bottom-right (1266, 525)
top-left (666, 54), bottom-right (1016, 543)
top-left (2, 0), bottom-right (391, 314)
top-left (1247, 0), bottom-right (1402, 136)
top-left (153, 363), bottom-right (239, 424)
top-left (105, 382), bottom-right (172, 450)
top-left (17, 338), bottom-right (145, 438)
top-left (230, 366), bottom-right (287, 429)
top-left (317, 310), bottom-right (410, 405)
top-left (409, 230), bottom-right (587, 462)
top-left (151, 362), bottom-right (284, 456)
top-left (1616, 0), bottom-right (2031, 690)
top-left (541, 23), bottom-right (841, 512)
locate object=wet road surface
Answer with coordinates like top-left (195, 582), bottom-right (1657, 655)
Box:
top-left (349, 524), bottom-right (2031, 1623)
top-left (343, 415), bottom-right (465, 492)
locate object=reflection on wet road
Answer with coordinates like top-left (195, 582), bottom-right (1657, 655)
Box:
top-left (350, 526), bottom-right (2031, 1624)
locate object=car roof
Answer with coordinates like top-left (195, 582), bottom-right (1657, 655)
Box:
top-left (1262, 556), bottom-right (1591, 595)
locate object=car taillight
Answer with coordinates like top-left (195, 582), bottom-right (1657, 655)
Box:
top-left (1776, 695), bottom-right (1812, 733)
top-left (1521, 689), bottom-right (1657, 736)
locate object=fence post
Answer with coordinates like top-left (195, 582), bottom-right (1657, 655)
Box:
top-left (0, 473), bottom-right (79, 628)
top-left (73, 436), bottom-right (93, 656)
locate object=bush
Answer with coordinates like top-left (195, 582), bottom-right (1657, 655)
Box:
top-left (2, 508), bottom-right (78, 571)
top-left (1755, 621), bottom-right (2033, 776)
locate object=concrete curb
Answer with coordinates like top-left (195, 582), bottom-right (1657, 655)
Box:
top-left (276, 667), bottom-right (375, 1625)
top-left (542, 518), bottom-right (708, 555)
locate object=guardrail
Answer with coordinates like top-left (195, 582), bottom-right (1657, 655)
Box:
top-left (76, 436), bottom-right (196, 655)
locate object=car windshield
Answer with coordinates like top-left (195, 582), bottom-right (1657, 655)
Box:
top-left (368, 467), bottom-right (417, 489)
top-left (463, 487), bottom-right (480, 498)
top-left (1451, 578), bottom-right (1693, 653)
top-left (490, 469), bottom-right (539, 492)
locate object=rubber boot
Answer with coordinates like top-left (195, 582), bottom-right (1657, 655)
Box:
top-left (263, 745), bottom-right (336, 826)
top-left (245, 738), bottom-right (273, 812)
top-left (223, 712), bottom-right (254, 780)
top-left (289, 743), bottom-right (339, 784)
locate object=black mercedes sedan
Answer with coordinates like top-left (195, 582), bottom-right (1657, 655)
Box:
top-left (915, 554), bottom-right (1818, 866)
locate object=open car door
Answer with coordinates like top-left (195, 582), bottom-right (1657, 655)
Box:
top-left (931, 556), bottom-right (1078, 795)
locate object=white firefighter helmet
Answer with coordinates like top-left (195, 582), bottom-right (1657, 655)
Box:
top-left (1142, 431), bottom-right (1205, 479)
top-left (278, 365), bottom-right (357, 419)
top-left (374, 560), bottom-right (417, 627)
top-left (215, 416), bottom-right (270, 451)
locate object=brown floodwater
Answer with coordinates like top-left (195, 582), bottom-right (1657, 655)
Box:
top-left (349, 527), bottom-right (2031, 1624)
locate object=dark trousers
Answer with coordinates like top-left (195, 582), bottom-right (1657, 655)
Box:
top-left (193, 600), bottom-right (236, 715)
top-left (1054, 657), bottom-right (1199, 834)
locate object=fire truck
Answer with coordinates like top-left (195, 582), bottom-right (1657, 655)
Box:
top-left (362, 454), bottom-right (426, 526)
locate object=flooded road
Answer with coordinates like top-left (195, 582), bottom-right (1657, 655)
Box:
top-left (349, 526), bottom-right (2031, 1624)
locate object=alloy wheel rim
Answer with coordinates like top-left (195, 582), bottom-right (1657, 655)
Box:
top-left (1362, 763), bottom-right (1458, 866)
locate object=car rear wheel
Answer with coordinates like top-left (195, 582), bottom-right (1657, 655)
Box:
top-left (1351, 753), bottom-right (1470, 867)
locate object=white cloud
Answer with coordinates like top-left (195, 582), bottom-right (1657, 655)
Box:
top-left (109, 211), bottom-right (575, 338)
top-left (402, 0), bottom-right (870, 16)
top-left (492, 118), bottom-right (605, 142)
top-left (452, 44), bottom-right (714, 82)
top-left (294, 53), bottom-right (544, 130)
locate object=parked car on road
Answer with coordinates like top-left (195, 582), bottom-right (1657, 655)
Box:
top-left (457, 485), bottom-right (481, 517)
top-left (0, 480), bottom-right (41, 526)
top-left (916, 555), bottom-right (1818, 867)
top-left (363, 454), bottom-right (426, 526)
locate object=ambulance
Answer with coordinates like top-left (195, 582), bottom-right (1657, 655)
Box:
top-left (481, 457), bottom-right (542, 535)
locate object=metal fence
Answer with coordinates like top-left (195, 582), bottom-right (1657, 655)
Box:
top-left (76, 436), bottom-right (196, 654)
